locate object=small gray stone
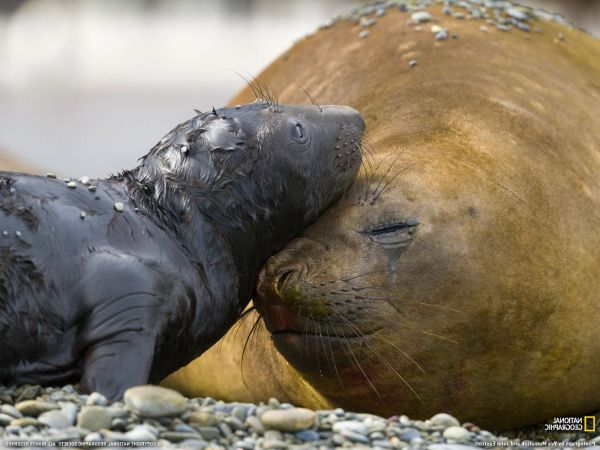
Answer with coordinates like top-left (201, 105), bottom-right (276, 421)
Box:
top-left (452, 12), bottom-right (465, 19)
top-left (16, 400), bottom-right (60, 417)
top-left (397, 427), bottom-right (421, 441)
top-left (497, 24), bottom-right (510, 32)
top-left (114, 201), bottom-right (125, 212)
top-left (46, 173), bottom-right (57, 178)
top-left (232, 406), bottom-right (247, 423)
top-left (1, 404), bottom-right (22, 419)
top-left (332, 420), bottom-right (368, 435)
top-left (124, 385), bottom-right (187, 417)
top-left (430, 413), bottom-right (460, 428)
top-left (79, 176), bottom-right (91, 185)
top-left (411, 11), bottom-right (432, 23)
top-left (260, 408), bottom-right (316, 432)
top-left (360, 17), bottom-right (376, 28)
top-left (197, 426), bottom-right (221, 440)
top-left (340, 430), bottom-right (369, 443)
top-left (435, 30), bottom-right (449, 40)
top-left (246, 415), bottom-right (266, 434)
top-left (359, 30), bottom-right (369, 39)
top-left (0, 413), bottom-right (14, 426)
top-left (67, 181), bottom-right (77, 188)
top-left (86, 392), bottom-right (108, 406)
top-left (77, 406), bottom-right (112, 432)
top-left (409, 60), bottom-right (418, 67)
top-left (506, 8), bottom-right (528, 21)
top-left (38, 410), bottom-right (72, 429)
top-left (295, 429), bottom-right (319, 442)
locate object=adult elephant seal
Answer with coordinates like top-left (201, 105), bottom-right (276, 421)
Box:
top-left (163, 1), bottom-right (600, 430)
top-left (0, 101), bottom-right (364, 399)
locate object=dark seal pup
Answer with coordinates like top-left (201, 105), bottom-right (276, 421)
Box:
top-left (0, 101), bottom-right (365, 399)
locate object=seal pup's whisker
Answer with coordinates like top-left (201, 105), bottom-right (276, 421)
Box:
top-left (240, 312), bottom-right (264, 387)
top-left (333, 310), bottom-right (424, 404)
top-left (302, 88), bottom-right (323, 114)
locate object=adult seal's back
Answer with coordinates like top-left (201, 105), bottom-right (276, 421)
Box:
top-left (163, 1), bottom-right (600, 430)
top-left (0, 101), bottom-right (364, 399)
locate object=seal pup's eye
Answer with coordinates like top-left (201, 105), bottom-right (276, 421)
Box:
top-left (294, 123), bottom-right (305, 140)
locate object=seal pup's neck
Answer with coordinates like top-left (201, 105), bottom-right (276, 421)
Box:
top-left (119, 163), bottom-right (303, 307)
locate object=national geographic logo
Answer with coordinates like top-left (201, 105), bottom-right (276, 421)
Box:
top-left (544, 416), bottom-right (596, 432)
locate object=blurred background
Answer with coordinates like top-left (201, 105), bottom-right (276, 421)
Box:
top-left (0, 0), bottom-right (599, 177)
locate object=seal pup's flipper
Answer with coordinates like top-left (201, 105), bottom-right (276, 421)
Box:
top-left (77, 253), bottom-right (161, 399)
top-left (80, 328), bottom-right (156, 400)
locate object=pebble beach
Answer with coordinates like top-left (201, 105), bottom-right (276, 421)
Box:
top-left (0, 384), bottom-right (598, 449)
top-left (2, 1), bottom-right (599, 449)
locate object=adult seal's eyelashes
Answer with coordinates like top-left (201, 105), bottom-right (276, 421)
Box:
top-left (0, 100), bottom-right (364, 399)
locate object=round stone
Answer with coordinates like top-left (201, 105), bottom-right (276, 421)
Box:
top-left (260, 408), bottom-right (316, 432)
top-left (67, 181), bottom-right (77, 188)
top-left (443, 426), bottom-right (471, 442)
top-left (114, 202), bottom-right (125, 212)
top-left (86, 392), bottom-right (108, 407)
top-left (38, 410), bottom-right (72, 429)
top-left (409, 60), bottom-right (418, 67)
top-left (124, 385), bottom-right (188, 418)
top-left (430, 413), bottom-right (461, 428)
top-left (77, 406), bottom-right (112, 432)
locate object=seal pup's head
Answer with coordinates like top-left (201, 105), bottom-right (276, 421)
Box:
top-left (126, 100), bottom-right (364, 299)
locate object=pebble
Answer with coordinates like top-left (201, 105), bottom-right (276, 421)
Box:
top-left (37, 410), bottom-right (72, 429)
top-left (358, 30), bottom-right (369, 39)
top-left (260, 408), bottom-right (316, 432)
top-left (411, 11), bottom-right (432, 23)
top-left (409, 60), bottom-right (418, 67)
top-left (506, 8), bottom-right (528, 21)
top-left (1, 404), bottom-right (22, 419)
top-left (332, 420), bottom-right (368, 435)
top-left (66, 181), bottom-right (77, 188)
top-left (16, 400), bottom-right (60, 417)
top-left (86, 392), bottom-right (108, 406)
top-left (436, 29), bottom-right (449, 40)
top-left (0, 414), bottom-right (14, 426)
top-left (79, 176), bottom-right (91, 185)
top-left (124, 385), bottom-right (188, 417)
top-left (443, 426), bottom-right (472, 442)
top-left (430, 413), bottom-right (461, 428)
top-left (431, 25), bottom-right (443, 33)
top-left (113, 201), bottom-right (125, 212)
top-left (45, 173), bottom-right (57, 178)
top-left (76, 406), bottom-right (112, 431)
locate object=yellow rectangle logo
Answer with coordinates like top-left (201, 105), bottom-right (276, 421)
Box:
top-left (584, 416), bottom-right (596, 432)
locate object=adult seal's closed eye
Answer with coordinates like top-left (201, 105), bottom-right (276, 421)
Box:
top-left (0, 100), bottom-right (364, 399)
top-left (163, 1), bottom-right (600, 431)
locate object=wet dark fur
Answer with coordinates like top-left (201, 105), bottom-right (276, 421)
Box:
top-left (0, 102), bottom-right (364, 399)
